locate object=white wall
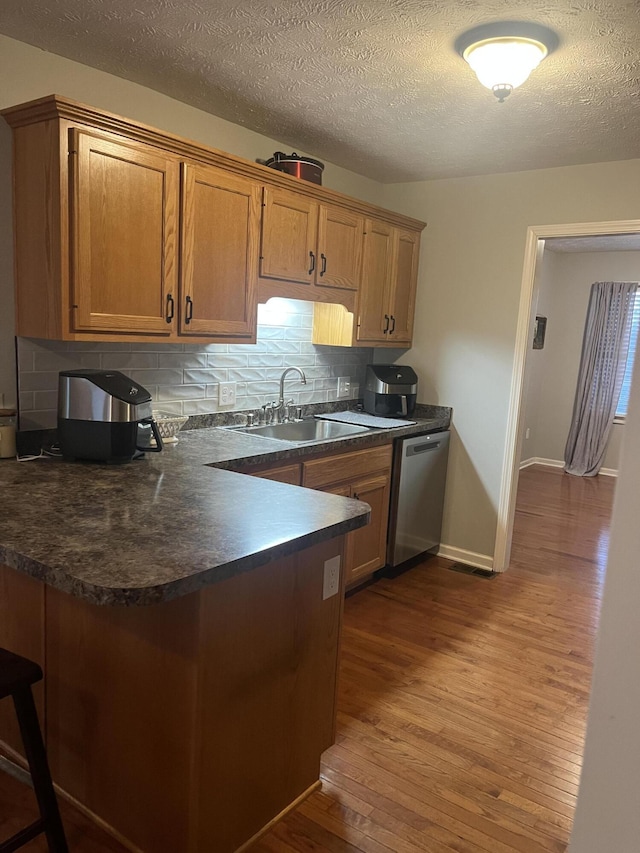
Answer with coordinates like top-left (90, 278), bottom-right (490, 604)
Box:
top-left (521, 250), bottom-right (640, 471)
top-left (382, 161), bottom-right (640, 563)
top-left (0, 34), bottom-right (385, 411)
top-left (568, 307), bottom-right (640, 851)
top-left (520, 248), bottom-right (558, 464)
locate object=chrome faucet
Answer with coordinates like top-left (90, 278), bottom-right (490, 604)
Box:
top-left (276, 367), bottom-right (307, 422)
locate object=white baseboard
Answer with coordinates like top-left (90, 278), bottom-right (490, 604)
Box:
top-left (437, 544), bottom-right (494, 572)
top-left (520, 456), bottom-right (563, 469)
top-left (519, 457), bottom-right (618, 477)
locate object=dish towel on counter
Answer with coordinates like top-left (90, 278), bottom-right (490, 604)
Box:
top-left (315, 411), bottom-right (417, 429)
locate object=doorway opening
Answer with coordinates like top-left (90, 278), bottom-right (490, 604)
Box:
top-left (494, 219), bottom-right (640, 572)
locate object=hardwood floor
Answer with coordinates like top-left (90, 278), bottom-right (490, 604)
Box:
top-left (254, 465), bottom-right (614, 853)
top-left (0, 465), bottom-right (615, 852)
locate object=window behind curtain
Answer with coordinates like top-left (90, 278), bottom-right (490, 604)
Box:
top-left (616, 290), bottom-right (640, 418)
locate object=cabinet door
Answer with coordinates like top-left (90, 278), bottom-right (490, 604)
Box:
top-left (388, 229), bottom-right (420, 345)
top-left (316, 205), bottom-right (363, 290)
top-left (345, 474), bottom-right (391, 585)
top-left (259, 188), bottom-right (318, 285)
top-left (356, 218), bottom-right (394, 343)
top-left (71, 130), bottom-right (178, 334)
top-left (180, 164), bottom-right (259, 338)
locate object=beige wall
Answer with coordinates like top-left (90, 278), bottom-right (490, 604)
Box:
top-left (382, 160), bottom-right (640, 562)
top-left (522, 250), bottom-right (640, 471)
top-left (520, 247), bottom-right (558, 464)
top-left (568, 312), bottom-right (640, 851)
top-left (0, 34), bottom-right (384, 409)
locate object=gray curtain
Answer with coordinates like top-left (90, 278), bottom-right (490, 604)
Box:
top-left (564, 281), bottom-right (638, 477)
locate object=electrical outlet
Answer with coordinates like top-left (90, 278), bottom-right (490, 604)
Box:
top-left (322, 555), bottom-right (341, 600)
top-left (218, 382), bottom-right (236, 407)
top-left (337, 376), bottom-right (351, 398)
top-left (525, 427), bottom-right (531, 439)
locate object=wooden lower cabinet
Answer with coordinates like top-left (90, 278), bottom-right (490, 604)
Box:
top-left (247, 443), bottom-right (393, 589)
top-left (344, 473), bottom-right (391, 585)
top-left (251, 462), bottom-right (302, 485)
top-left (0, 537), bottom-right (345, 853)
top-left (322, 471), bottom-right (390, 588)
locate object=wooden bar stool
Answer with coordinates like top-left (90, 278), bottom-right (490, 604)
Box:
top-left (0, 647), bottom-right (68, 852)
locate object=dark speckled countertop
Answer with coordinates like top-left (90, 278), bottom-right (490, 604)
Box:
top-left (0, 410), bottom-right (450, 606)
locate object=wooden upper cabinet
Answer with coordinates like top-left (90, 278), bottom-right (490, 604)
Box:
top-left (259, 187), bottom-right (318, 285)
top-left (180, 163), bottom-right (259, 338)
top-left (259, 188), bottom-right (364, 291)
top-left (316, 205), bottom-right (363, 291)
top-left (356, 220), bottom-right (420, 346)
top-left (313, 218), bottom-right (421, 347)
top-left (386, 228), bottom-right (420, 345)
top-left (71, 130), bottom-right (179, 335)
top-left (2, 96), bottom-right (424, 343)
top-left (356, 219), bottom-right (395, 342)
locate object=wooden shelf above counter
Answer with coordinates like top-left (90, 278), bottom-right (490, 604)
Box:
top-left (2, 95), bottom-right (425, 345)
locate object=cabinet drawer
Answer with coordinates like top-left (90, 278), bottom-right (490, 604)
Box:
top-left (251, 464), bottom-right (302, 486)
top-left (302, 444), bottom-right (392, 490)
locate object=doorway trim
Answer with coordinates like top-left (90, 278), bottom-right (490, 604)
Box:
top-left (493, 218), bottom-right (640, 572)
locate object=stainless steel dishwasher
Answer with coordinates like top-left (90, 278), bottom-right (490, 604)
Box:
top-left (386, 430), bottom-right (450, 569)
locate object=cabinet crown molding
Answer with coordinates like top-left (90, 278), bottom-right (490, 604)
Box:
top-left (2, 94), bottom-right (426, 232)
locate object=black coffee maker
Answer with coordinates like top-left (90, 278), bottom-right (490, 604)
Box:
top-left (57, 369), bottom-right (163, 462)
top-left (363, 364), bottom-right (418, 418)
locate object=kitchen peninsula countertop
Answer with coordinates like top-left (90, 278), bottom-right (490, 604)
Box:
top-left (0, 412), bottom-right (449, 606)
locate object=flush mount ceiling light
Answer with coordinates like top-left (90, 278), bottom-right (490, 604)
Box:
top-left (455, 22), bottom-right (559, 103)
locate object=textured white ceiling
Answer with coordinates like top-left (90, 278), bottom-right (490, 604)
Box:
top-left (1, 1), bottom-right (640, 183)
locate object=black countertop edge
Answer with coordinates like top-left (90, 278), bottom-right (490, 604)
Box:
top-left (0, 511), bottom-right (369, 607)
top-left (3, 408), bottom-right (451, 607)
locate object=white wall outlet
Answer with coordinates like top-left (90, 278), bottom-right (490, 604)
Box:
top-left (525, 427), bottom-right (531, 439)
top-left (218, 382), bottom-right (236, 407)
top-left (337, 376), bottom-right (351, 398)
top-left (322, 555), bottom-right (341, 600)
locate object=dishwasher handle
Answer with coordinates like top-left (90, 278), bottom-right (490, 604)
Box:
top-left (405, 438), bottom-right (441, 457)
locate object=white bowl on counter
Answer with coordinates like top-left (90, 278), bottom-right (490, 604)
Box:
top-left (152, 413), bottom-right (189, 444)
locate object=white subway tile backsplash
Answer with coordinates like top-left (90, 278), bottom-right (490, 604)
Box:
top-left (183, 398), bottom-right (221, 415)
top-left (206, 353), bottom-right (249, 367)
top-left (249, 353), bottom-right (286, 367)
top-left (244, 381), bottom-right (283, 396)
top-left (101, 352), bottom-right (159, 370)
top-left (184, 343), bottom-right (228, 353)
top-left (156, 383), bottom-right (207, 401)
top-left (21, 410), bottom-right (57, 430)
top-left (264, 341), bottom-right (302, 354)
top-left (20, 372), bottom-right (59, 393)
top-left (16, 299), bottom-right (373, 428)
top-left (129, 368), bottom-right (184, 386)
top-left (284, 327), bottom-right (310, 341)
top-left (19, 392), bottom-right (34, 411)
top-left (33, 390), bottom-right (59, 411)
top-left (153, 401), bottom-right (184, 416)
top-left (158, 353), bottom-right (208, 369)
top-left (228, 368), bottom-right (268, 383)
top-left (256, 325), bottom-right (286, 340)
top-left (183, 368), bottom-right (229, 385)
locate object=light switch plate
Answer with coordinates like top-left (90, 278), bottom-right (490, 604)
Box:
top-left (337, 376), bottom-right (351, 398)
top-left (323, 555), bottom-right (341, 600)
top-left (218, 382), bottom-right (236, 407)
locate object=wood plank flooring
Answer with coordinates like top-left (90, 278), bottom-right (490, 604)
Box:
top-left (0, 465), bottom-right (614, 852)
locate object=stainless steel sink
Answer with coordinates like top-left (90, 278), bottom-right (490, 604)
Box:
top-left (230, 419), bottom-right (370, 443)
